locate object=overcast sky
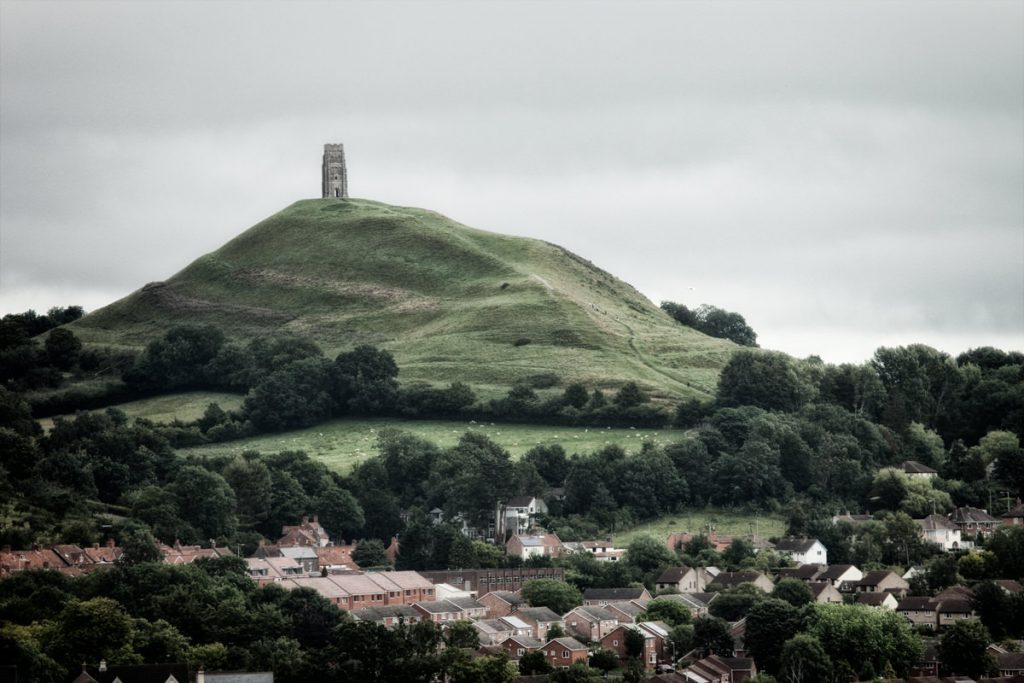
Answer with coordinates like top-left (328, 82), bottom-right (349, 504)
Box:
top-left (2, 0), bottom-right (1021, 363)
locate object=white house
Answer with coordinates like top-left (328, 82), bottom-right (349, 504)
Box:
top-left (917, 514), bottom-right (962, 552)
top-left (496, 496), bottom-right (549, 537)
top-left (901, 460), bottom-right (938, 479)
top-left (772, 538), bottom-right (828, 566)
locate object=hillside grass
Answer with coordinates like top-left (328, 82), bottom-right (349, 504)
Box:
top-left (613, 510), bottom-right (787, 548)
top-left (71, 199), bottom-right (735, 401)
top-left (36, 391), bottom-right (245, 431)
top-left (178, 417), bottom-right (687, 473)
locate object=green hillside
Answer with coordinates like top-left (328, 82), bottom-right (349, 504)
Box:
top-left (72, 199), bottom-right (735, 400)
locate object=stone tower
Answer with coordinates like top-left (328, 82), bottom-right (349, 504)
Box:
top-left (322, 143), bottom-right (348, 198)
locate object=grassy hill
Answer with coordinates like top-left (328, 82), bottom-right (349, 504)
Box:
top-left (72, 199), bottom-right (735, 400)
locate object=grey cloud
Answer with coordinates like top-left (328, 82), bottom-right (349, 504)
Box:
top-left (1, 0), bottom-right (1021, 364)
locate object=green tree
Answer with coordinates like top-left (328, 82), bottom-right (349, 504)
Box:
top-left (116, 526), bottom-right (163, 567)
top-left (772, 579), bottom-right (813, 607)
top-left (519, 650), bottom-right (553, 675)
top-left (52, 597), bottom-right (137, 669)
top-left (744, 599), bottom-right (800, 675)
top-left (938, 620), bottom-right (995, 679)
top-left (168, 465), bottom-right (238, 540)
top-left (987, 526), bottom-right (1024, 579)
top-left (624, 534), bottom-right (675, 576)
top-left (779, 634), bottom-right (832, 683)
top-left (803, 603), bottom-right (922, 678)
top-left (709, 584), bottom-right (766, 621)
top-left (126, 325), bottom-right (226, 390)
top-left (223, 456), bottom-right (273, 528)
top-left (716, 350), bottom-right (813, 412)
top-left (562, 383), bottom-right (590, 410)
top-left (428, 432), bottom-right (515, 530)
top-left (971, 581), bottom-right (1010, 641)
top-left (520, 579), bottom-right (582, 615)
top-left (351, 539), bottom-right (390, 568)
top-left (624, 627), bottom-right (646, 659)
top-left (44, 328), bottom-right (81, 370)
top-left (314, 485), bottom-right (365, 541)
top-left (668, 623), bottom-right (694, 660)
top-left (333, 345), bottom-right (400, 414)
top-left (639, 598), bottom-right (692, 627)
top-left (613, 382), bottom-right (647, 408)
top-left (244, 357), bottom-right (336, 431)
top-left (693, 615), bottom-right (733, 657)
top-left (444, 620), bottom-right (480, 649)
top-left (588, 648), bottom-right (618, 673)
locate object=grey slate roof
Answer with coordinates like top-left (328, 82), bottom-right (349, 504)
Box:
top-left (516, 605), bottom-right (562, 622)
top-left (773, 538), bottom-right (819, 553)
top-left (583, 586), bottom-right (647, 600)
top-left (902, 460), bottom-right (938, 474)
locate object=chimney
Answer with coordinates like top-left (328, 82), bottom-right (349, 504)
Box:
top-left (302, 516), bottom-right (309, 525)
top-left (99, 660), bottom-right (107, 672)
top-left (197, 670), bottom-right (205, 683)
top-left (312, 515), bottom-right (319, 524)
top-left (93, 543), bottom-right (100, 549)
top-left (106, 538), bottom-right (115, 548)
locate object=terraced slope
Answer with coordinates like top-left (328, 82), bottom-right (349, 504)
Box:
top-left (72, 199), bottom-right (735, 399)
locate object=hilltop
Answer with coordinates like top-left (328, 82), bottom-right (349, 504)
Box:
top-left (72, 199), bottom-right (735, 399)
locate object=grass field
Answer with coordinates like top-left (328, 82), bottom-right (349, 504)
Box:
top-left (37, 391), bottom-right (245, 431)
top-left (71, 198), bottom-right (736, 402)
top-left (179, 417), bottom-right (688, 472)
top-left (613, 510), bottom-right (787, 548)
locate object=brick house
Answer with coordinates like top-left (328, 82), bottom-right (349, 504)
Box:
top-left (541, 637), bottom-right (589, 669)
top-left (473, 618), bottom-right (515, 645)
top-left (278, 515), bottom-right (331, 547)
top-left (600, 623), bottom-right (664, 670)
top-left (412, 599), bottom-right (476, 623)
top-left (478, 590), bottom-right (525, 618)
top-left (506, 533), bottom-right (565, 559)
top-left (949, 506), bottom-right (1000, 542)
top-left (604, 600), bottom-right (646, 623)
top-left (515, 606), bottom-right (565, 641)
top-left (564, 605), bottom-right (619, 642)
top-left (499, 635), bottom-right (543, 660)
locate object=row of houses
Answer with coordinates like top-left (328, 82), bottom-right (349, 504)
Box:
top-left (0, 540), bottom-right (236, 578)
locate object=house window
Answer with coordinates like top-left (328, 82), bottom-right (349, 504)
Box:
top-left (563, 651), bottom-right (570, 658)
top-left (613, 640), bottom-right (619, 646)
top-left (517, 648), bottom-right (524, 656)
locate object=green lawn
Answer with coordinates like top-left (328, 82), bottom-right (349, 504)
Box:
top-left (613, 510), bottom-right (787, 548)
top-left (179, 417), bottom-right (688, 473)
top-left (37, 391), bottom-right (245, 431)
